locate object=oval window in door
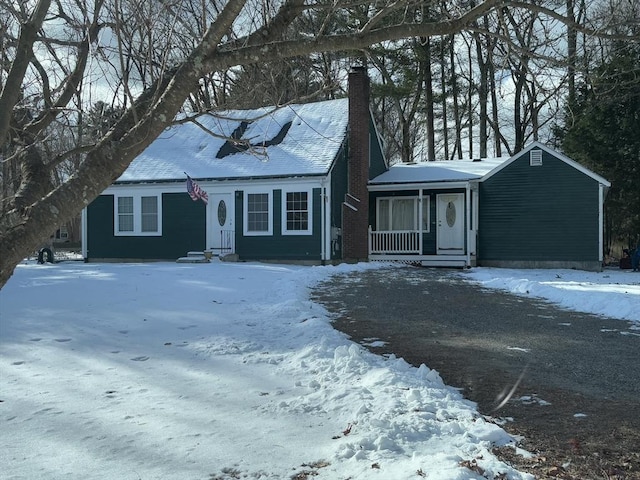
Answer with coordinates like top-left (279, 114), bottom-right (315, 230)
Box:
top-left (446, 201), bottom-right (456, 227)
top-left (217, 200), bottom-right (227, 226)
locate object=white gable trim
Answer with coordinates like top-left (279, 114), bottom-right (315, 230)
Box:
top-left (480, 141), bottom-right (611, 186)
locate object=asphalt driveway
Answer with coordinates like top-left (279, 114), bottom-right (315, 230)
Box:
top-left (312, 266), bottom-right (640, 479)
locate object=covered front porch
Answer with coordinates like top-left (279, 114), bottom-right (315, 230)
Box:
top-left (367, 181), bottom-right (479, 268)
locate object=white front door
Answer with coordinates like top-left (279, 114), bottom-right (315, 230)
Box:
top-left (437, 193), bottom-right (465, 254)
top-left (209, 193), bottom-right (234, 254)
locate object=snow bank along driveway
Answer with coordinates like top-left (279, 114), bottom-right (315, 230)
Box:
top-left (1, 261), bottom-right (530, 480)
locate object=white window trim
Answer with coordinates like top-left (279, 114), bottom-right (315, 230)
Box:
top-left (114, 193), bottom-right (163, 236)
top-left (376, 196), bottom-right (430, 233)
top-left (530, 150), bottom-right (543, 166)
top-left (244, 190), bottom-right (273, 236)
top-left (281, 188), bottom-right (313, 236)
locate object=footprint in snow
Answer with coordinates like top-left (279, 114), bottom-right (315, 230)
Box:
top-left (130, 356), bottom-right (149, 362)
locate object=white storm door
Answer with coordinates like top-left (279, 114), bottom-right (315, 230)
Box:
top-left (210, 193), bottom-right (234, 254)
top-left (436, 193), bottom-right (465, 254)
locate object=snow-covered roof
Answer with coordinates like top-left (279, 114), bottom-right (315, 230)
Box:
top-left (369, 157), bottom-right (509, 185)
top-left (117, 98), bottom-right (349, 182)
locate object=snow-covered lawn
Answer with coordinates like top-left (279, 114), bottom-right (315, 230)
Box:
top-left (2, 261), bottom-right (638, 479)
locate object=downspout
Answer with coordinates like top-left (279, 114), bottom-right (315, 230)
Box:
top-left (465, 183), bottom-right (471, 267)
top-left (81, 207), bottom-right (88, 261)
top-left (599, 183), bottom-right (604, 265)
top-left (321, 178), bottom-right (327, 263)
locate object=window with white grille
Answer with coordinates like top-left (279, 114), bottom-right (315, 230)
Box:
top-left (114, 193), bottom-right (162, 236)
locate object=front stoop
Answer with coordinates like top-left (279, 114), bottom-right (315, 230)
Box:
top-left (176, 251), bottom-right (210, 263)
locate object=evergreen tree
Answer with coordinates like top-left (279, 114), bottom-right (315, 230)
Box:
top-left (558, 45), bottom-right (640, 252)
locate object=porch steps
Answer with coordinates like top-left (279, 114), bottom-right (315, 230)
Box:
top-left (176, 251), bottom-right (211, 263)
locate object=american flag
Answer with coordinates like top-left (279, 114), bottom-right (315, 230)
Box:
top-left (186, 175), bottom-right (208, 204)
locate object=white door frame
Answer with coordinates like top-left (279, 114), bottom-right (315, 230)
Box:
top-left (208, 192), bottom-right (235, 254)
top-left (436, 193), bottom-right (465, 255)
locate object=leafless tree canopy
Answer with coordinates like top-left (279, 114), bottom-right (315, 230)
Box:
top-left (1, 0), bottom-right (638, 288)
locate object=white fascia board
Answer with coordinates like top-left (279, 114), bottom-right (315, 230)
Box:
top-left (368, 181), bottom-right (471, 192)
top-left (104, 176), bottom-right (329, 196)
top-left (103, 182), bottom-right (185, 195)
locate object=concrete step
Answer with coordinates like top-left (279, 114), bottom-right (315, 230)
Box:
top-left (177, 251), bottom-right (212, 263)
top-left (176, 256), bottom-right (208, 263)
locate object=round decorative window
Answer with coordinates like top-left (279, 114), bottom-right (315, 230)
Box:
top-left (446, 201), bottom-right (456, 227)
top-left (217, 200), bottom-right (227, 226)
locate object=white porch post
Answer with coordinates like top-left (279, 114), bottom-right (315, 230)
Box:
top-left (465, 184), bottom-right (471, 267)
top-left (470, 182), bottom-right (479, 260)
top-left (418, 189), bottom-right (423, 255)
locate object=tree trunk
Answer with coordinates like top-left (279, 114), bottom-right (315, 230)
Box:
top-left (514, 67), bottom-right (525, 153)
top-left (440, 39), bottom-right (449, 160)
top-left (423, 37), bottom-right (436, 161)
top-left (467, 39), bottom-right (474, 159)
top-left (567, 0), bottom-right (577, 106)
top-left (450, 36), bottom-right (463, 159)
top-left (475, 33), bottom-right (488, 158)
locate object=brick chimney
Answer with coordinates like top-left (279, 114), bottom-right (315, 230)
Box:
top-left (342, 66), bottom-right (370, 262)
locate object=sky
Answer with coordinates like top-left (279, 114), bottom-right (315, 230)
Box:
top-left (1, 260), bottom-right (638, 480)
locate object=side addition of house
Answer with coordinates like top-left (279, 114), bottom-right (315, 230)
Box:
top-left (367, 142), bottom-right (610, 271)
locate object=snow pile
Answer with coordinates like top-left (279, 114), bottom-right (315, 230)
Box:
top-left (1, 261), bottom-right (530, 480)
top-left (460, 267), bottom-right (640, 325)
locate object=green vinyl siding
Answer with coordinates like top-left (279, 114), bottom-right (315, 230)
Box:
top-left (234, 188), bottom-right (322, 260)
top-left (86, 193), bottom-right (205, 260)
top-left (422, 192), bottom-right (437, 255)
top-left (479, 149), bottom-right (600, 262)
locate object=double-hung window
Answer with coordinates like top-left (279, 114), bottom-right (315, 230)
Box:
top-left (117, 197), bottom-right (134, 233)
top-left (282, 190), bottom-right (312, 235)
top-left (114, 193), bottom-right (162, 236)
top-left (141, 196), bottom-right (158, 232)
top-left (244, 192), bottom-right (272, 235)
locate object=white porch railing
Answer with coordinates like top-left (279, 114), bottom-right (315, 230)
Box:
top-left (369, 227), bottom-right (421, 254)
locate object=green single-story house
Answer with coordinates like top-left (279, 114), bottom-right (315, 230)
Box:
top-left (82, 67), bottom-right (386, 264)
top-left (367, 142), bottom-right (611, 271)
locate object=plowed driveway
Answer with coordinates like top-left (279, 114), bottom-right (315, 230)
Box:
top-left (312, 266), bottom-right (640, 479)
